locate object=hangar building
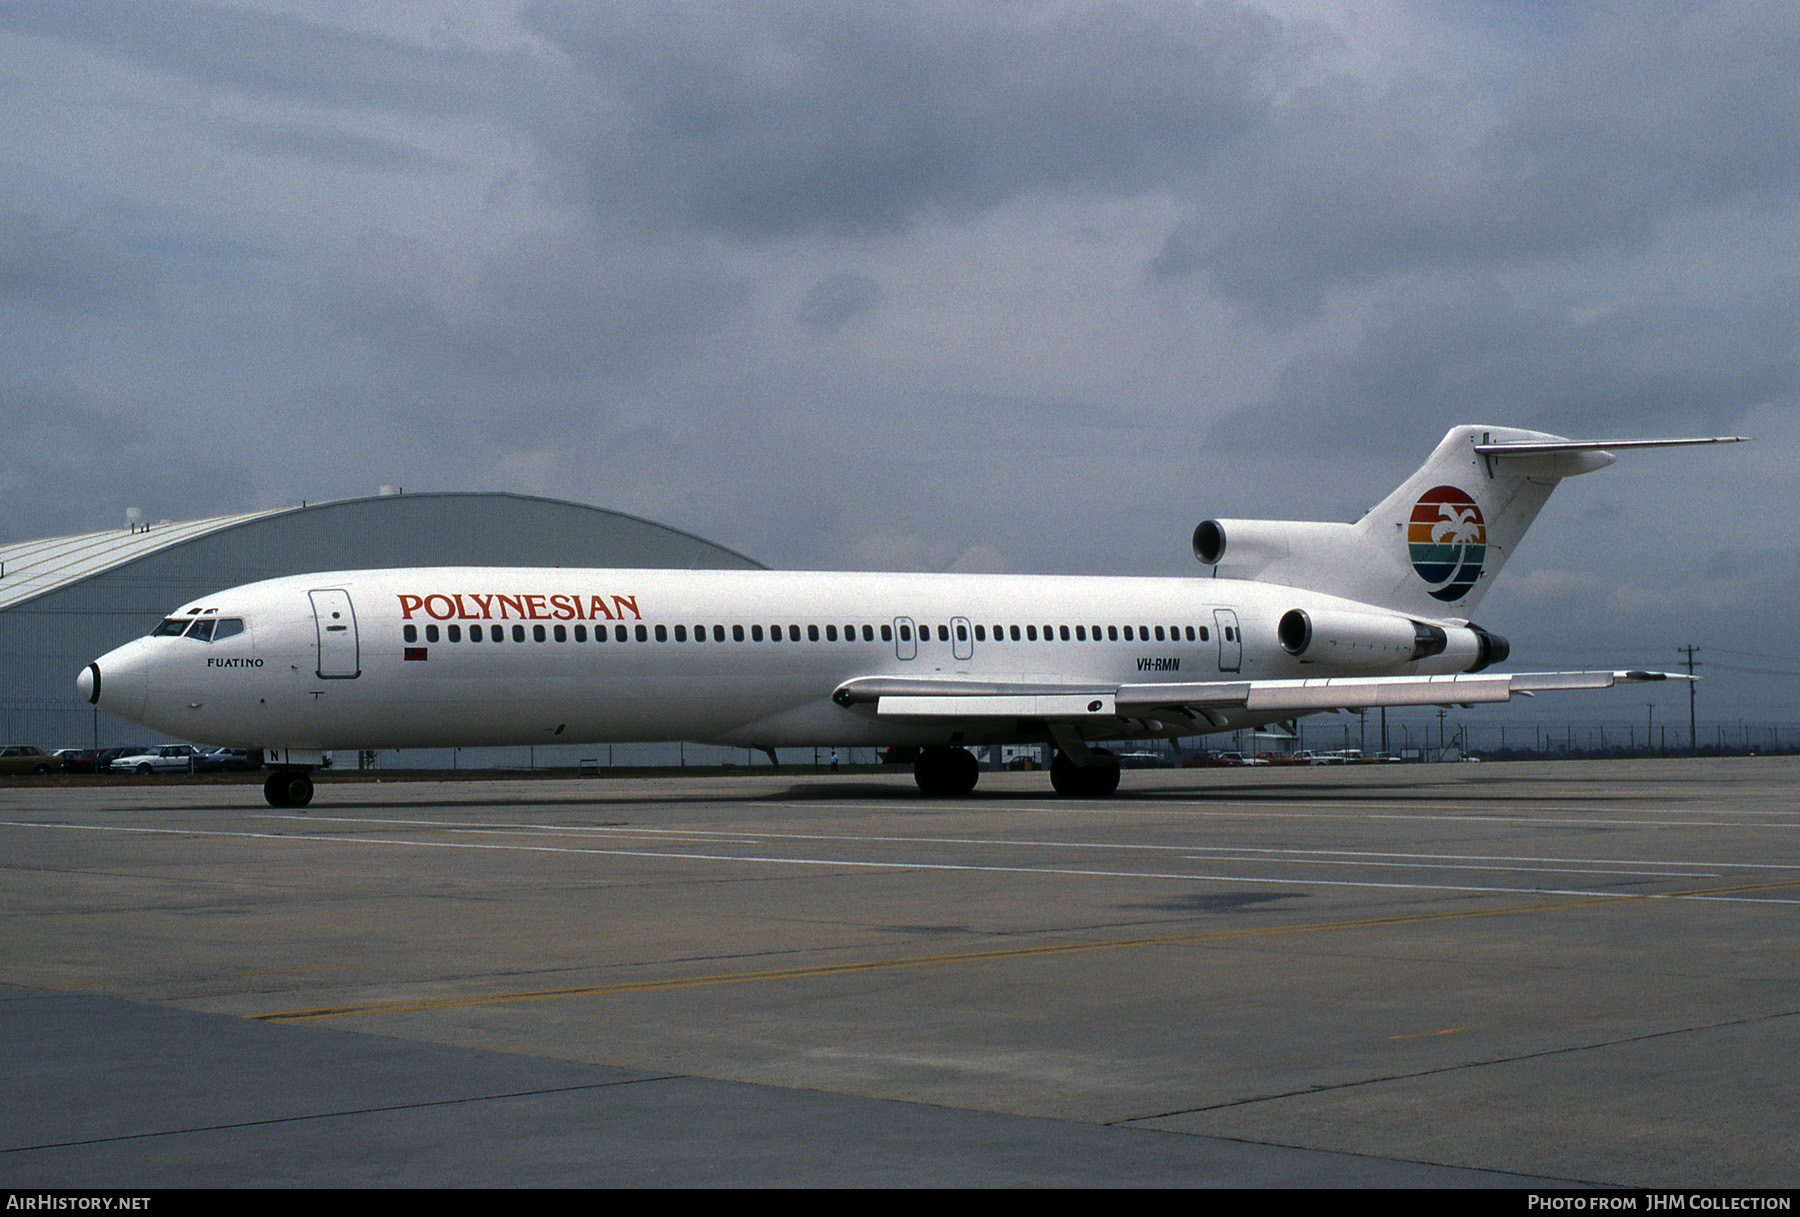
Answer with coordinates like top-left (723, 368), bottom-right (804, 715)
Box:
top-left (1, 492), bottom-right (762, 751)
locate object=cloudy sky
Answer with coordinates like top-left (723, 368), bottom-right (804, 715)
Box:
top-left (2, 0), bottom-right (1795, 726)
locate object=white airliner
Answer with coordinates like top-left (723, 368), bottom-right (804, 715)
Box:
top-left (78, 425), bottom-right (1742, 808)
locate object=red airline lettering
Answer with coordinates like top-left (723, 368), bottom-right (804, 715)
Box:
top-left (398, 589), bottom-right (642, 622)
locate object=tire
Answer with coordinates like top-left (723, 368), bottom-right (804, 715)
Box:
top-left (264, 770), bottom-right (314, 809)
top-left (1050, 750), bottom-right (1121, 798)
top-left (136, 763), bottom-right (153, 775)
top-left (913, 746), bottom-right (980, 797)
top-left (1083, 752), bottom-right (1121, 797)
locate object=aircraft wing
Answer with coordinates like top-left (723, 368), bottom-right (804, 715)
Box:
top-left (832, 670), bottom-right (1682, 724)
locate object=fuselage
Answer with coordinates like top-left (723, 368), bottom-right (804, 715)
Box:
top-left (82, 566), bottom-right (1490, 753)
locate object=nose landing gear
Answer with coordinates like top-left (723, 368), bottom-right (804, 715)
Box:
top-left (264, 769), bottom-right (314, 808)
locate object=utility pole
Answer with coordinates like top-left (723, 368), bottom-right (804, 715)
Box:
top-left (1677, 644), bottom-right (1700, 755)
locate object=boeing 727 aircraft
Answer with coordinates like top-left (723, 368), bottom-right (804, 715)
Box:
top-left (78, 425), bottom-right (1742, 807)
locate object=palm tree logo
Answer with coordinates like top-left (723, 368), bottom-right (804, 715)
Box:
top-left (1432, 502), bottom-right (1483, 546)
top-left (1408, 486), bottom-right (1486, 602)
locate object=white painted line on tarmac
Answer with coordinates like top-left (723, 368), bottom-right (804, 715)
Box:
top-left (6, 818), bottom-right (1798, 904)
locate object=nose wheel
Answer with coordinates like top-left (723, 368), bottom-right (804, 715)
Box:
top-left (264, 769), bottom-right (314, 808)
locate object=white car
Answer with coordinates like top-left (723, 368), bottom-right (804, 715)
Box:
top-left (109, 745), bottom-right (201, 774)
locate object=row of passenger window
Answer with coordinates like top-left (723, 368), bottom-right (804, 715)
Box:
top-left (400, 620), bottom-right (1224, 645)
top-left (962, 623), bottom-right (1217, 643)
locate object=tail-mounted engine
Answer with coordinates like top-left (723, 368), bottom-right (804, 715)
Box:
top-left (1193, 517), bottom-right (1351, 569)
top-left (1277, 608), bottom-right (1509, 673)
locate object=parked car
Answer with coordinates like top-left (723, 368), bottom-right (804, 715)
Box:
top-left (62, 746), bottom-right (144, 773)
top-left (0, 746), bottom-right (57, 775)
top-left (192, 747), bottom-right (259, 773)
top-left (109, 745), bottom-right (201, 774)
top-left (1285, 750), bottom-right (1351, 765)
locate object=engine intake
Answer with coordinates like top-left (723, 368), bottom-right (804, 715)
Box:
top-left (1193, 520), bottom-right (1228, 566)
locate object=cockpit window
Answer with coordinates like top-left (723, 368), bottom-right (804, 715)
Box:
top-left (151, 616), bottom-right (245, 641)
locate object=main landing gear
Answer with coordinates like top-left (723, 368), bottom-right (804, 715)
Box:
top-left (264, 769), bottom-right (314, 809)
top-left (912, 746), bottom-right (980, 797)
top-left (908, 745), bottom-right (1122, 798)
top-left (1049, 748), bottom-right (1120, 798)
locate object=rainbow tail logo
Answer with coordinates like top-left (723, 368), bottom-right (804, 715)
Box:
top-left (1408, 486), bottom-right (1486, 602)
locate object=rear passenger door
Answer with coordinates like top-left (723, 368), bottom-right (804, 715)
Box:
top-left (1213, 608), bottom-right (1242, 673)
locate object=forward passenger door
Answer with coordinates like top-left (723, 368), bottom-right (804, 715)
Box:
top-left (310, 589), bottom-right (361, 678)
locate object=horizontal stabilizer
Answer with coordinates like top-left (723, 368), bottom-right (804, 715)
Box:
top-left (1473, 436), bottom-right (1748, 455)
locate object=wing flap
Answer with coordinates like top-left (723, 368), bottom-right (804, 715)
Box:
top-left (839, 671), bottom-right (1682, 723)
top-left (879, 693), bottom-right (1116, 719)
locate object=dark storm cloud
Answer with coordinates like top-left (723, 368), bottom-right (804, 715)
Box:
top-left (12, 0), bottom-right (1792, 335)
top-left (1231, 277), bottom-right (1800, 449)
top-left (1155, 2), bottom-right (1800, 317)
top-left (0, 0), bottom-right (531, 117)
top-left (0, 0), bottom-right (1293, 243)
top-left (520, 0), bottom-right (1287, 237)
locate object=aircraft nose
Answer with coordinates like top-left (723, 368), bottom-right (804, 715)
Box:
top-left (82, 641), bottom-right (149, 722)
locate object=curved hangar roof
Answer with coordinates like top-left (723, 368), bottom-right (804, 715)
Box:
top-left (0, 491), bottom-right (763, 614)
top-left (4, 491), bottom-right (765, 744)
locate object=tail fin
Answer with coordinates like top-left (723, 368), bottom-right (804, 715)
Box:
top-left (1193, 425), bottom-right (1744, 618)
